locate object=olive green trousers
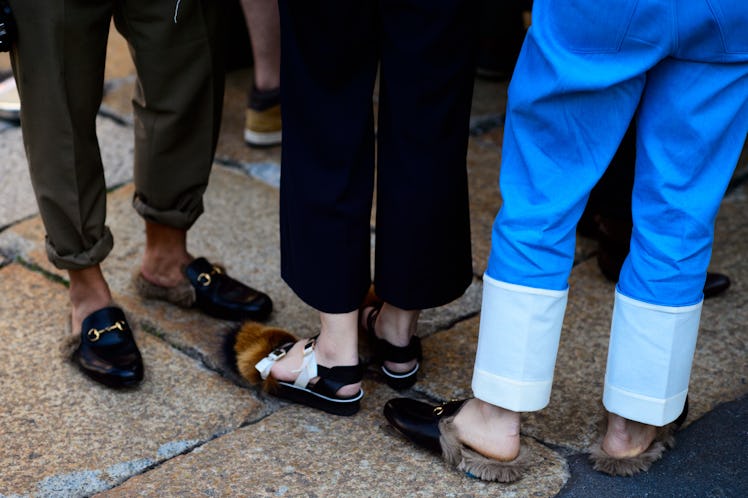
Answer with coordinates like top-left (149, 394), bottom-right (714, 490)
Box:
top-left (9, 0), bottom-right (224, 270)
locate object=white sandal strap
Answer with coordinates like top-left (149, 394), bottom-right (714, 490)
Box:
top-left (255, 344), bottom-right (291, 380)
top-left (292, 337), bottom-right (318, 388)
top-left (254, 337), bottom-right (319, 387)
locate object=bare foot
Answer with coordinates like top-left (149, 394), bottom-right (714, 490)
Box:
top-left (601, 412), bottom-right (657, 458)
top-left (362, 303), bottom-right (419, 374)
top-left (270, 311), bottom-right (361, 398)
top-left (452, 398), bottom-right (521, 461)
top-left (69, 266), bottom-right (113, 333)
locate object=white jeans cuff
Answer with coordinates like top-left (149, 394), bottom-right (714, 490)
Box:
top-left (473, 369), bottom-right (552, 412)
top-left (604, 385), bottom-right (688, 426)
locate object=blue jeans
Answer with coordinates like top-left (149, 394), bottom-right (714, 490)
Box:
top-left (487, 0), bottom-right (748, 307)
top-left (474, 0), bottom-right (748, 424)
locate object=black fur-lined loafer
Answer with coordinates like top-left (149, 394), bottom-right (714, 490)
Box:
top-left (134, 257), bottom-right (273, 322)
top-left (185, 257), bottom-right (272, 321)
top-left (73, 307), bottom-right (143, 388)
top-left (383, 398), bottom-right (528, 482)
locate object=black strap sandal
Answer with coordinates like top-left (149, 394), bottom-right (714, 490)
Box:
top-left (365, 303), bottom-right (422, 390)
top-left (255, 336), bottom-right (364, 416)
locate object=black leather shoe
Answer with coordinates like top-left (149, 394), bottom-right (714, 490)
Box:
top-left (185, 257), bottom-right (272, 321)
top-left (73, 307), bottom-right (143, 388)
top-left (383, 398), bottom-right (466, 453)
top-left (596, 217), bottom-right (731, 300)
top-left (703, 272), bottom-right (730, 299)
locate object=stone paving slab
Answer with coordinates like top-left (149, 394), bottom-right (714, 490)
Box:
top-left (98, 380), bottom-right (569, 497)
top-left (0, 264), bottom-right (262, 498)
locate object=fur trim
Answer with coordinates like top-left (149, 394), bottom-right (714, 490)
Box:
top-left (61, 320), bottom-right (81, 360)
top-left (588, 420), bottom-right (678, 477)
top-left (439, 415), bottom-right (528, 483)
top-left (361, 285), bottom-right (381, 310)
top-left (232, 321), bottom-right (297, 388)
top-left (132, 272), bottom-right (196, 308)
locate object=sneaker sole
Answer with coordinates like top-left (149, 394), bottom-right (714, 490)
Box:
top-left (244, 129), bottom-right (282, 148)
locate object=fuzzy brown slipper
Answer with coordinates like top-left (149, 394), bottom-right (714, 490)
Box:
top-left (439, 413), bottom-right (529, 483)
top-left (133, 272), bottom-right (196, 308)
top-left (231, 321), bottom-right (298, 390)
top-left (588, 407), bottom-right (686, 477)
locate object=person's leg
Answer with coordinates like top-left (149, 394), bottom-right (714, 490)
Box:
top-left (272, 0), bottom-right (379, 402)
top-left (464, 0), bottom-right (668, 458)
top-left (115, 0), bottom-right (222, 243)
top-left (240, 0), bottom-right (282, 147)
top-left (366, 0), bottom-right (477, 383)
top-left (604, 54), bottom-right (748, 454)
top-left (279, 0), bottom-right (378, 314)
top-left (122, 0), bottom-right (207, 282)
top-left (241, 0), bottom-right (280, 91)
top-left (9, 0), bottom-right (144, 387)
top-left (9, 0), bottom-right (115, 333)
top-left (584, 123), bottom-right (732, 297)
top-left (115, 1), bottom-right (271, 322)
top-left (375, 0), bottom-right (476, 310)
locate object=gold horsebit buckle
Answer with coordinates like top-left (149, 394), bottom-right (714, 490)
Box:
top-left (433, 399), bottom-right (460, 416)
top-left (87, 321), bottom-right (126, 342)
top-left (197, 265), bottom-right (224, 287)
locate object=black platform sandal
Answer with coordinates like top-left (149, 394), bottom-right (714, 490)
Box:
top-left (364, 302), bottom-right (422, 390)
top-left (254, 336), bottom-right (364, 416)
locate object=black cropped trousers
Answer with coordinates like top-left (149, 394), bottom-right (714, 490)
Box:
top-left (279, 0), bottom-right (478, 313)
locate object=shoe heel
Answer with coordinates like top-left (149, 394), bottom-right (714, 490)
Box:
top-left (382, 364), bottom-right (419, 390)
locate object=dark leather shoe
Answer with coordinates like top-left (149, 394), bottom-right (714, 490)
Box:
top-left (703, 272), bottom-right (730, 299)
top-left (73, 307), bottom-right (143, 388)
top-left (185, 257), bottom-right (272, 321)
top-left (596, 217), bottom-right (731, 300)
top-left (595, 216), bottom-right (632, 283)
top-left (383, 398), bottom-right (466, 453)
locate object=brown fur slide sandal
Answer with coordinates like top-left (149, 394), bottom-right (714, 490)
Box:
top-left (588, 397), bottom-right (689, 476)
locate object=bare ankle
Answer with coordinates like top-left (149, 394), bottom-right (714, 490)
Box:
top-left (141, 221), bottom-right (192, 287)
top-left (454, 399), bottom-right (521, 461)
top-left (602, 413), bottom-right (656, 458)
top-left (364, 303), bottom-right (420, 374)
top-left (68, 266), bottom-right (112, 332)
top-left (374, 303), bottom-right (419, 345)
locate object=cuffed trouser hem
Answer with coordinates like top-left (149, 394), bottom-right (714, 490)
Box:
top-left (472, 274), bottom-right (568, 412)
top-left (473, 371), bottom-right (553, 412)
top-left (46, 226), bottom-right (114, 270)
top-left (132, 194), bottom-right (204, 231)
top-left (603, 289), bottom-right (701, 426)
top-left (604, 386), bottom-right (688, 428)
